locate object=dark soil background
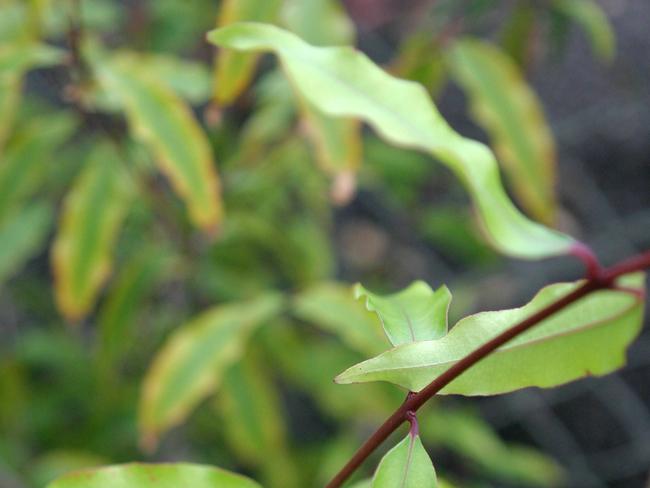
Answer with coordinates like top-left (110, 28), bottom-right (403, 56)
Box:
top-left (340, 1), bottom-right (650, 486)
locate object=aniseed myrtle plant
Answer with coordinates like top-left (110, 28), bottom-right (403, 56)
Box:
top-left (0, 1), bottom-right (644, 487)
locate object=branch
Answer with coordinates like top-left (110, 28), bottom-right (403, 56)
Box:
top-left (325, 248), bottom-right (650, 488)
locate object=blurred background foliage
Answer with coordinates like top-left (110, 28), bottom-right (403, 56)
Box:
top-left (0, 0), bottom-right (647, 487)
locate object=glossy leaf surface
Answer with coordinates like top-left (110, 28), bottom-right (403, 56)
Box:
top-left (372, 431), bottom-right (437, 488)
top-left (46, 463), bottom-right (261, 488)
top-left (207, 23), bottom-right (575, 259)
top-left (355, 281), bottom-right (451, 346)
top-left (51, 144), bottom-right (133, 322)
top-left (139, 293), bottom-right (284, 448)
top-left (337, 273), bottom-right (645, 394)
top-left (96, 56), bottom-right (222, 232)
top-left (449, 39), bottom-right (557, 224)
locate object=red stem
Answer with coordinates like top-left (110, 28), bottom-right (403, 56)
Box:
top-left (325, 247), bottom-right (650, 488)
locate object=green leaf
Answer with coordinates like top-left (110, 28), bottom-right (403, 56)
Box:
top-left (337, 273), bottom-right (645, 394)
top-left (553, 0), bottom-right (615, 62)
top-left (46, 463), bottom-right (262, 488)
top-left (282, 0), bottom-right (355, 46)
top-left (0, 202), bottom-right (52, 286)
top-left (355, 281), bottom-right (452, 346)
top-left (139, 293), bottom-right (284, 448)
top-left (216, 350), bottom-right (300, 488)
top-left (212, 0), bottom-right (283, 105)
top-left (51, 143), bottom-right (133, 322)
top-left (207, 23), bottom-right (575, 260)
top-left (95, 55), bottom-right (223, 232)
top-left (292, 282), bottom-right (386, 355)
top-left (0, 113), bottom-right (76, 225)
top-left (448, 39), bottom-right (557, 224)
top-left (372, 431), bottom-right (437, 488)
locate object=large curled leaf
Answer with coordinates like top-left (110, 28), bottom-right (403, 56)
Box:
top-left (51, 144), bottom-right (133, 322)
top-left (372, 431), bottom-right (437, 488)
top-left (355, 281), bottom-right (451, 346)
top-left (337, 273), bottom-right (645, 394)
top-left (292, 282), bottom-right (386, 356)
top-left (207, 23), bottom-right (575, 259)
top-left (95, 56), bottom-right (222, 232)
top-left (553, 0), bottom-right (615, 62)
top-left (139, 293), bottom-right (284, 448)
top-left (0, 202), bottom-right (52, 286)
top-left (46, 463), bottom-right (261, 488)
top-left (448, 39), bottom-right (557, 224)
top-left (213, 0), bottom-right (283, 105)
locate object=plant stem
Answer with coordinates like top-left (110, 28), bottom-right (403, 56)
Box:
top-left (325, 248), bottom-right (650, 488)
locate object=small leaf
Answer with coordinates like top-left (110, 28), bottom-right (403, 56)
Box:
top-left (95, 56), bottom-right (223, 232)
top-left (337, 273), bottom-right (645, 394)
top-left (207, 23), bottom-right (576, 259)
top-left (448, 39), bottom-right (557, 224)
top-left (292, 282), bottom-right (386, 355)
top-left (553, 0), bottom-right (615, 62)
top-left (372, 432), bottom-right (437, 488)
top-left (216, 351), bottom-right (300, 488)
top-left (51, 144), bottom-right (133, 322)
top-left (139, 292), bottom-right (284, 448)
top-left (355, 281), bottom-right (452, 346)
top-left (0, 202), bottom-right (52, 286)
top-left (46, 463), bottom-right (262, 488)
top-left (212, 0), bottom-right (283, 105)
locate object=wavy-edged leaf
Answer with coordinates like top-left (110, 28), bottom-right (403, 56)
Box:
top-left (216, 350), bottom-right (300, 488)
top-left (553, 0), bottom-right (615, 62)
top-left (337, 273), bottom-right (645, 394)
top-left (0, 202), bottom-right (51, 286)
top-left (213, 0), bottom-right (283, 105)
top-left (449, 39), bottom-right (557, 224)
top-left (207, 23), bottom-right (575, 259)
top-left (46, 463), bottom-right (261, 488)
top-left (51, 143), bottom-right (133, 322)
top-left (372, 431), bottom-right (437, 488)
top-left (292, 282), bottom-right (386, 355)
top-left (139, 293), bottom-right (284, 449)
top-left (355, 281), bottom-right (451, 346)
top-left (95, 56), bottom-right (222, 232)
top-left (0, 112), bottom-right (76, 224)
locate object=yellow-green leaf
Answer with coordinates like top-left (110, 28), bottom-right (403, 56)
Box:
top-left (51, 143), bottom-right (133, 322)
top-left (372, 431), bottom-right (437, 488)
top-left (207, 23), bottom-right (575, 260)
top-left (139, 293), bottom-right (284, 449)
top-left (553, 0), bottom-right (615, 62)
top-left (46, 463), bottom-right (262, 488)
top-left (95, 56), bottom-right (223, 232)
top-left (212, 0), bottom-right (283, 105)
top-left (448, 39), bottom-right (557, 224)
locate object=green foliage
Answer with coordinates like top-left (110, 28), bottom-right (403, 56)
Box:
top-left (371, 431), bottom-right (437, 488)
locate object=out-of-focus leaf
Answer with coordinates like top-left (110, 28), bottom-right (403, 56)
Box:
top-left (51, 143), bottom-right (133, 322)
top-left (32, 450), bottom-right (107, 487)
top-left (355, 281), bottom-right (451, 346)
top-left (282, 0), bottom-right (355, 47)
top-left (216, 351), bottom-right (300, 488)
top-left (448, 39), bottom-right (557, 224)
top-left (212, 0), bottom-right (283, 105)
top-left (337, 273), bottom-right (645, 394)
top-left (372, 431), bottom-right (437, 488)
top-left (553, 0), bottom-right (615, 61)
top-left (0, 113), bottom-right (76, 224)
top-left (96, 247), bottom-right (171, 373)
top-left (208, 23), bottom-right (576, 260)
top-left (500, 3), bottom-right (536, 67)
top-left (139, 293), bottom-right (284, 449)
top-left (292, 282), bottom-right (386, 356)
top-left (420, 408), bottom-right (563, 486)
top-left (391, 33), bottom-right (447, 95)
top-left (0, 202), bottom-right (51, 286)
top-left (96, 56), bottom-right (223, 232)
top-left (46, 463), bottom-right (261, 488)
